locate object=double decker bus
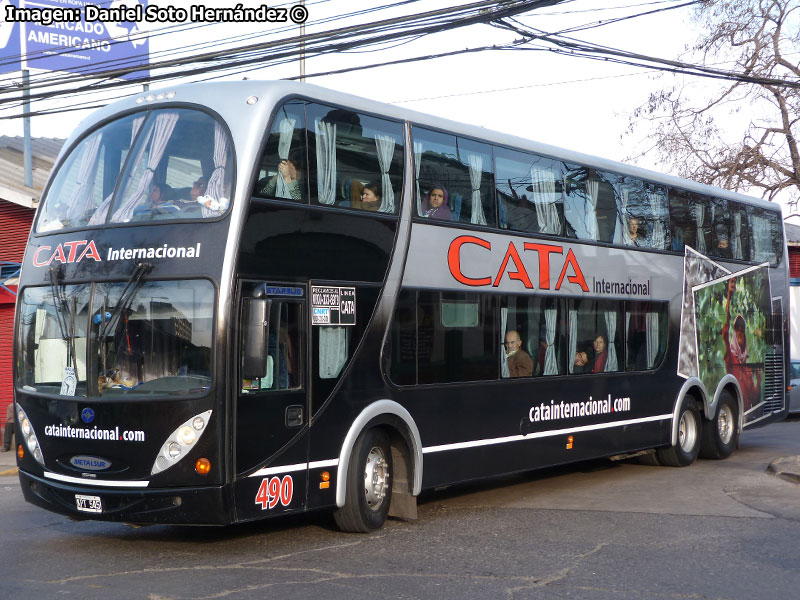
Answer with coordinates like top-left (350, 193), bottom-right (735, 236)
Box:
top-left (13, 81), bottom-right (788, 532)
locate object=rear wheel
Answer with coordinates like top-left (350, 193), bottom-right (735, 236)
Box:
top-left (333, 428), bottom-right (393, 533)
top-left (700, 391), bottom-right (739, 460)
top-left (657, 396), bottom-right (701, 467)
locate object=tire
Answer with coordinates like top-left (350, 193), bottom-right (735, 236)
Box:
top-left (700, 390), bottom-right (739, 460)
top-left (333, 428), bottom-right (393, 533)
top-left (657, 396), bottom-right (701, 467)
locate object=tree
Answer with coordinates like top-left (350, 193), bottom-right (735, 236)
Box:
top-left (627, 0), bottom-right (800, 209)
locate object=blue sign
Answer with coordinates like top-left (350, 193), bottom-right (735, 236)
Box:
top-left (0, 0), bottom-right (23, 74)
top-left (81, 407), bottom-right (95, 424)
top-left (19, 0), bottom-right (149, 79)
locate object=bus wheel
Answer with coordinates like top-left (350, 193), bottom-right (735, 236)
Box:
top-left (657, 397), bottom-right (701, 467)
top-left (334, 428), bottom-right (393, 533)
top-left (700, 391), bottom-right (739, 460)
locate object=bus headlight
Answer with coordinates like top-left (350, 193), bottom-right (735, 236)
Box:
top-left (15, 405), bottom-right (44, 467)
top-left (151, 410), bottom-right (212, 476)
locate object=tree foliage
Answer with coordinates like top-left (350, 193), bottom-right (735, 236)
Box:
top-left (627, 0), bottom-right (800, 207)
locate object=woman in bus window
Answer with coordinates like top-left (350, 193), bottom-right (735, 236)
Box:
top-left (257, 152), bottom-right (304, 201)
top-left (592, 334), bottom-right (608, 373)
top-left (350, 182), bottom-right (382, 211)
top-left (421, 185), bottom-right (452, 220)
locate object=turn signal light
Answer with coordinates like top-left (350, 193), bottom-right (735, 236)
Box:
top-left (566, 435), bottom-right (574, 450)
top-left (17, 445), bottom-right (23, 460)
top-left (320, 471), bottom-right (331, 489)
top-left (321, 471), bottom-right (330, 482)
top-left (195, 458), bottom-right (211, 475)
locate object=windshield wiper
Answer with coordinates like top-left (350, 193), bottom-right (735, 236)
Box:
top-left (48, 265), bottom-right (77, 372)
top-left (98, 262), bottom-right (153, 340)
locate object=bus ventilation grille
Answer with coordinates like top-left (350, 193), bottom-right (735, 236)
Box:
top-left (762, 348), bottom-right (785, 414)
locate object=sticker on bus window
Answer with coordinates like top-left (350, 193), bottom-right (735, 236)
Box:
top-left (311, 286), bottom-right (356, 326)
top-left (255, 475), bottom-right (293, 510)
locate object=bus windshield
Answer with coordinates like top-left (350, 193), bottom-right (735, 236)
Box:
top-left (17, 279), bottom-right (214, 397)
top-left (37, 108), bottom-right (233, 232)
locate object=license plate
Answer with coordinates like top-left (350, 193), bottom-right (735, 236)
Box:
top-left (75, 494), bottom-right (102, 513)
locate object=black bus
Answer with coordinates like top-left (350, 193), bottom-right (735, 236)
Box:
top-left (13, 81), bottom-right (789, 531)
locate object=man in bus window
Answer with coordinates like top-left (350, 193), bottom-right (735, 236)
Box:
top-left (504, 330), bottom-right (533, 377)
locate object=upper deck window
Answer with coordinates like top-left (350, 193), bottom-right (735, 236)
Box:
top-left (37, 108), bottom-right (233, 232)
top-left (253, 101), bottom-right (404, 215)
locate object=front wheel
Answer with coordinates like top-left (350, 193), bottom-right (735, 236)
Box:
top-left (657, 396), bottom-right (701, 467)
top-left (700, 391), bottom-right (739, 460)
top-left (333, 428), bottom-right (393, 533)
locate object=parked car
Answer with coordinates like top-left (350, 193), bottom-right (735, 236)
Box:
top-left (789, 360), bottom-right (800, 415)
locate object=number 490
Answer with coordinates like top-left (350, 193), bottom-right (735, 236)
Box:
top-left (255, 475), bottom-right (293, 510)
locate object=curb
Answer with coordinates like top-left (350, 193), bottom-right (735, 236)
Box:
top-left (767, 456), bottom-right (800, 484)
top-left (0, 467), bottom-right (18, 477)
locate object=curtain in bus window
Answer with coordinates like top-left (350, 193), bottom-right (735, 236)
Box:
top-left (112, 112), bottom-right (180, 222)
top-left (692, 202), bottom-right (706, 253)
top-left (275, 115), bottom-right (297, 199)
top-left (86, 115), bottom-right (146, 226)
top-left (585, 179), bottom-right (599, 241)
top-left (319, 326), bottom-right (348, 379)
top-left (67, 133), bottom-right (102, 223)
top-left (732, 211), bottom-right (743, 259)
top-left (618, 186), bottom-right (632, 245)
top-left (500, 307), bottom-right (510, 378)
top-left (467, 151), bottom-right (487, 225)
top-left (544, 305), bottom-right (558, 375)
top-left (413, 140), bottom-right (423, 215)
top-left (201, 121), bottom-right (231, 217)
top-left (648, 190), bottom-right (667, 249)
top-left (315, 119), bottom-right (337, 205)
top-left (568, 307), bottom-right (577, 373)
top-left (646, 311), bottom-right (659, 368)
top-left (375, 133), bottom-right (396, 213)
top-left (532, 167), bottom-right (559, 235)
top-left (604, 309), bottom-right (618, 371)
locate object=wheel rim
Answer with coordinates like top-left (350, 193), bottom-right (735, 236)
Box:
top-left (363, 446), bottom-right (390, 511)
top-left (678, 409), bottom-right (698, 453)
top-left (717, 403), bottom-right (734, 445)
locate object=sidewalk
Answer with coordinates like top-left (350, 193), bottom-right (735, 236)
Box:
top-left (0, 445), bottom-right (17, 476)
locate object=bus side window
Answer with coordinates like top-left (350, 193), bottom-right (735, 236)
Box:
top-left (306, 103), bottom-right (404, 214)
top-left (494, 147), bottom-right (564, 236)
top-left (748, 206), bottom-right (782, 266)
top-left (669, 190), bottom-right (711, 254)
top-left (254, 101), bottom-right (307, 203)
top-left (614, 178), bottom-right (669, 250)
top-left (625, 302), bottom-right (668, 371)
top-left (241, 300), bottom-right (303, 393)
top-left (727, 201), bottom-right (751, 260)
top-left (413, 127), bottom-right (497, 227)
top-left (568, 299), bottom-right (622, 374)
top-left (563, 167), bottom-right (616, 243)
top-left (502, 296), bottom-right (565, 378)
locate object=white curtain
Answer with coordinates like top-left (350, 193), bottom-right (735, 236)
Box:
top-left (544, 306), bottom-right (558, 375)
top-left (531, 167), bottom-right (559, 234)
top-left (646, 312), bottom-right (659, 368)
top-left (69, 132), bottom-right (102, 221)
top-left (568, 308), bottom-right (577, 374)
top-left (413, 140), bottom-right (423, 216)
top-left (648, 191), bottom-right (666, 249)
top-left (732, 211), bottom-right (743, 260)
top-left (87, 115), bottom-right (146, 225)
top-left (112, 112), bottom-right (180, 222)
top-left (467, 152), bottom-right (487, 225)
top-left (604, 310), bottom-right (618, 372)
top-left (585, 179), bottom-right (599, 240)
top-left (693, 202), bottom-right (706, 253)
top-left (751, 213), bottom-right (771, 262)
top-left (319, 327), bottom-right (348, 379)
top-left (375, 134), bottom-right (396, 213)
top-left (315, 119), bottom-right (337, 205)
top-left (201, 121), bottom-right (231, 217)
top-left (500, 308), bottom-right (509, 378)
top-left (619, 187), bottom-right (632, 245)
top-left (276, 116), bottom-right (296, 199)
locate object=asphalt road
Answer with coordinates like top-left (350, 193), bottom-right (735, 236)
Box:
top-left (1, 418), bottom-right (799, 599)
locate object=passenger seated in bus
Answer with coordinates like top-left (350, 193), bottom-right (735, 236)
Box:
top-left (420, 185), bottom-right (452, 220)
top-left (592, 334), bottom-right (608, 373)
top-left (504, 329), bottom-right (533, 377)
top-left (573, 344), bottom-right (594, 374)
top-left (627, 216), bottom-right (647, 247)
top-left (134, 182), bottom-right (179, 218)
top-left (350, 182), bottom-right (382, 211)
top-left (257, 155), bottom-right (303, 201)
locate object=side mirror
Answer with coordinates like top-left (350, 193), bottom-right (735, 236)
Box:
top-left (242, 298), bottom-right (270, 378)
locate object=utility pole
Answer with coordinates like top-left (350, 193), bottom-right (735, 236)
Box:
top-left (299, 0), bottom-right (305, 82)
top-left (22, 69), bottom-right (31, 188)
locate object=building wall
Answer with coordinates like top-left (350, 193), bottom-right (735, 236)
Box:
top-left (0, 201), bottom-right (35, 440)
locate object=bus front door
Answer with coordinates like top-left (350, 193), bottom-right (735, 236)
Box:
top-left (234, 284), bottom-right (308, 518)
